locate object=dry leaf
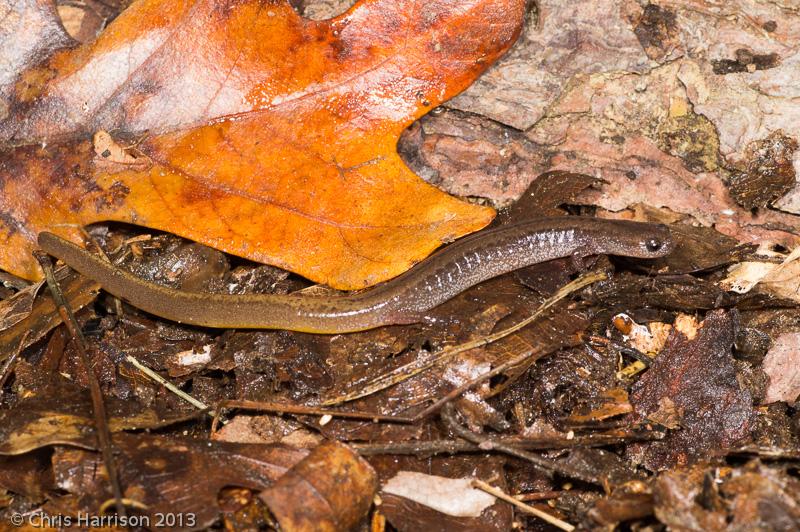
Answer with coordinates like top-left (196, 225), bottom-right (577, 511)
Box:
top-left (0, 0), bottom-right (527, 288)
top-left (382, 472), bottom-right (496, 518)
top-left (762, 332), bottom-right (800, 405)
top-left (259, 441), bottom-right (376, 531)
top-left (722, 247), bottom-right (800, 302)
top-left (52, 435), bottom-right (306, 529)
top-left (630, 310), bottom-right (753, 470)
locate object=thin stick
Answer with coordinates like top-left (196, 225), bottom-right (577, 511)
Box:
top-left (125, 355), bottom-right (214, 417)
top-left (514, 490), bottom-right (571, 502)
top-left (441, 403), bottom-right (598, 484)
top-left (323, 271), bottom-right (607, 405)
top-left (211, 399), bottom-right (415, 432)
top-left (351, 427), bottom-right (664, 455)
top-left (36, 251), bottom-right (126, 518)
top-left (472, 479), bottom-right (575, 532)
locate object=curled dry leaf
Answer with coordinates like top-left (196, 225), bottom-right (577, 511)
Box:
top-left (0, 0), bottom-right (527, 288)
top-left (721, 247), bottom-right (800, 302)
top-left (259, 441), bottom-right (376, 532)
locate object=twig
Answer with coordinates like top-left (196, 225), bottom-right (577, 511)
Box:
top-left (441, 403), bottom-right (599, 484)
top-left (240, 348), bottom-right (542, 428)
top-left (351, 428), bottom-right (664, 456)
top-left (211, 399), bottom-right (415, 433)
top-left (203, 272), bottom-right (607, 443)
top-left (472, 479), bottom-right (575, 531)
top-left (35, 251), bottom-right (126, 518)
top-left (514, 490), bottom-right (572, 502)
top-left (0, 271), bottom-right (100, 365)
top-left (322, 271), bottom-right (607, 406)
top-left (125, 355), bottom-right (214, 417)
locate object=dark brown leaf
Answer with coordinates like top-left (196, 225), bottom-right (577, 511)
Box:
top-left (630, 310), bottom-right (754, 470)
top-left (0, 376), bottom-right (202, 454)
top-left (52, 434), bottom-right (307, 529)
top-left (259, 441), bottom-right (376, 532)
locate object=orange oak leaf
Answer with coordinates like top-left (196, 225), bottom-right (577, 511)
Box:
top-left (0, 0), bottom-right (526, 288)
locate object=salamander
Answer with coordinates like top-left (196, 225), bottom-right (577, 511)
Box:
top-left (37, 217), bottom-right (673, 333)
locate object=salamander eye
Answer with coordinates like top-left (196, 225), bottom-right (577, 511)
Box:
top-left (645, 238), bottom-right (663, 253)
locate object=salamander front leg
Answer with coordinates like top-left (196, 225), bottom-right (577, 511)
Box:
top-left (570, 252), bottom-right (591, 273)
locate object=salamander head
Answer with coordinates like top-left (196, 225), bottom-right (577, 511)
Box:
top-left (627, 223), bottom-right (674, 258)
top-left (642, 235), bottom-right (671, 255)
top-left (590, 220), bottom-right (675, 259)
